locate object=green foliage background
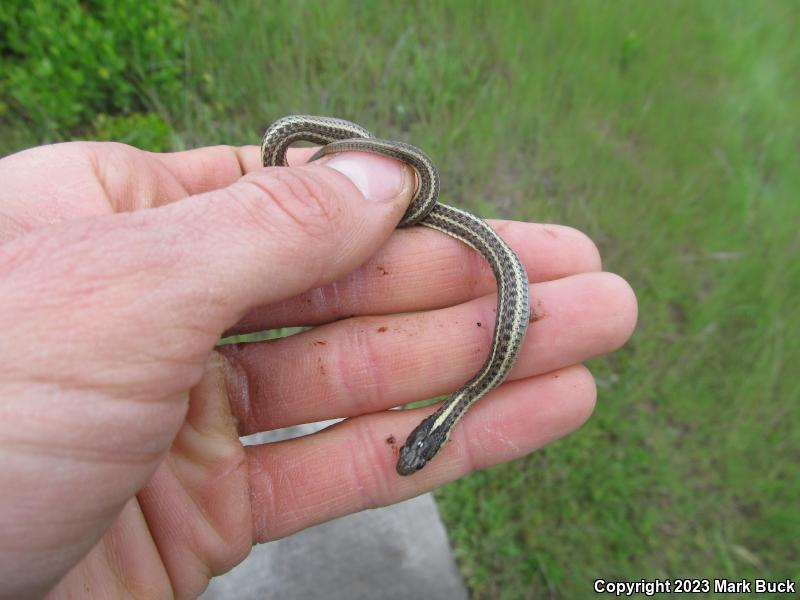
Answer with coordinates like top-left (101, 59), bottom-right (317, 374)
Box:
top-left (0, 0), bottom-right (183, 147)
top-left (2, 1), bottom-right (798, 598)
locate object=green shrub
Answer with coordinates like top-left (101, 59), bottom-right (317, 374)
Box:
top-left (0, 0), bottom-right (185, 136)
top-left (92, 112), bottom-right (173, 152)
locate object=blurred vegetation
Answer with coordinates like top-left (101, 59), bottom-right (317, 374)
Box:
top-left (92, 112), bottom-right (173, 152)
top-left (0, 0), bottom-right (185, 142)
top-left (1, 1), bottom-right (798, 598)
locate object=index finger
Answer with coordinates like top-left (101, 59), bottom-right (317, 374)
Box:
top-left (152, 145), bottom-right (319, 199)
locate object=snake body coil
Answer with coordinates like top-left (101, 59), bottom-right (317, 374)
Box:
top-left (262, 115), bottom-right (530, 475)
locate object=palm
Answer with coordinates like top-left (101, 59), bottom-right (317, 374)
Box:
top-left (1, 143), bottom-right (258, 596)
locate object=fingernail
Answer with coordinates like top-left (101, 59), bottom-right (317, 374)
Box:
top-left (322, 152), bottom-right (410, 202)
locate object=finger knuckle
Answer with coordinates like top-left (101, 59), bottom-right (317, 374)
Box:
top-left (346, 418), bottom-right (396, 509)
top-left (232, 168), bottom-right (345, 244)
top-left (330, 316), bottom-right (386, 415)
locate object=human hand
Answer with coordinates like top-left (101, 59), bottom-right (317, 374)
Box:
top-left (0, 140), bottom-right (636, 598)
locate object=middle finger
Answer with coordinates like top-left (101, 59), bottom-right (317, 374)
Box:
top-left (220, 271), bottom-right (633, 435)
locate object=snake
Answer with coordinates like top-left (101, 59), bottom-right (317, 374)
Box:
top-left (261, 115), bottom-right (530, 475)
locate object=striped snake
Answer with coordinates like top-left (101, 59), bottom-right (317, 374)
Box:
top-left (261, 116), bottom-right (530, 475)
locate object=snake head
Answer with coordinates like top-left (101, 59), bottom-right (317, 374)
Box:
top-left (396, 413), bottom-right (449, 476)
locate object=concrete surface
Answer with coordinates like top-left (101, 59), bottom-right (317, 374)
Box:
top-left (200, 422), bottom-right (468, 600)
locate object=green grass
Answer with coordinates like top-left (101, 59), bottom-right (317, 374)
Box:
top-left (2, 1), bottom-right (798, 597)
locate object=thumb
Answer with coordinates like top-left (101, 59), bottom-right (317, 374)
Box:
top-left (178, 150), bottom-right (415, 313)
top-left (0, 151), bottom-right (414, 382)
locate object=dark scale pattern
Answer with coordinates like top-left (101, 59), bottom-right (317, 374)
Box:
top-left (262, 115), bottom-right (372, 167)
top-left (261, 116), bottom-right (531, 475)
top-left (420, 204), bottom-right (530, 439)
